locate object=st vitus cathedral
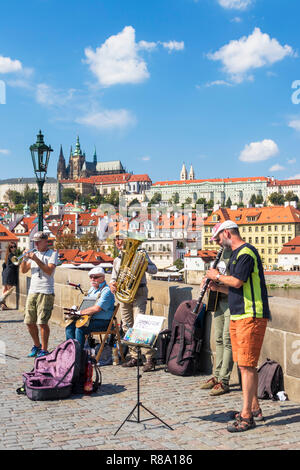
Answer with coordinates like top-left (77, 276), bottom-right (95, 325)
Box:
top-left (57, 136), bottom-right (126, 181)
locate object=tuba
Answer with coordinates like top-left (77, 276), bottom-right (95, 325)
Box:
top-left (115, 237), bottom-right (148, 304)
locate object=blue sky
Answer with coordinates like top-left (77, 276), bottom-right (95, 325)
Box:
top-left (0, 0), bottom-right (300, 183)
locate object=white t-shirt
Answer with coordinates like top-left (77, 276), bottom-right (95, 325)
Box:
top-left (28, 249), bottom-right (58, 294)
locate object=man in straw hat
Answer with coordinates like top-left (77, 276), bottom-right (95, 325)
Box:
top-left (109, 231), bottom-right (158, 372)
top-left (205, 220), bottom-right (270, 432)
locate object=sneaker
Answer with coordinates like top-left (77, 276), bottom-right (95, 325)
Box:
top-left (200, 377), bottom-right (218, 390)
top-left (27, 344), bottom-right (41, 357)
top-left (36, 349), bottom-right (49, 358)
top-left (210, 381), bottom-right (230, 396)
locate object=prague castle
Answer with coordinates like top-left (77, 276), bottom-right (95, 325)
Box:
top-left (57, 136), bottom-right (126, 181)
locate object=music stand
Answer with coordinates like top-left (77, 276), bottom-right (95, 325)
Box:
top-left (114, 342), bottom-right (173, 435)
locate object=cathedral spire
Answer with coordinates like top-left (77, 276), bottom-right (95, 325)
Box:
top-left (93, 146), bottom-right (97, 165)
top-left (57, 145), bottom-right (67, 180)
top-left (189, 164), bottom-right (195, 180)
top-left (180, 162), bottom-right (187, 181)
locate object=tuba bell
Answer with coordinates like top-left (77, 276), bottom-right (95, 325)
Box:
top-left (115, 237), bottom-right (148, 304)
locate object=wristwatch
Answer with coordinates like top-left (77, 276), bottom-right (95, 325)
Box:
top-left (216, 274), bottom-right (221, 282)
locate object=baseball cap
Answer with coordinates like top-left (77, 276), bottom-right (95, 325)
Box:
top-left (89, 266), bottom-right (105, 277)
top-left (210, 220), bottom-right (238, 241)
top-left (33, 231), bottom-right (48, 242)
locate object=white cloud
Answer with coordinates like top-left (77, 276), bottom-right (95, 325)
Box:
top-left (141, 156), bottom-right (151, 161)
top-left (288, 119), bottom-right (300, 132)
top-left (0, 149), bottom-right (10, 155)
top-left (76, 109), bottom-right (136, 130)
top-left (204, 80), bottom-right (233, 87)
top-left (218, 0), bottom-right (252, 9)
top-left (162, 41), bottom-right (184, 52)
top-left (269, 164), bottom-right (285, 172)
top-left (288, 174), bottom-right (300, 180)
top-left (0, 55), bottom-right (22, 74)
top-left (138, 41), bottom-right (157, 51)
top-left (84, 26), bottom-right (184, 87)
top-left (36, 83), bottom-right (76, 106)
top-left (239, 139), bottom-right (279, 162)
top-left (207, 27), bottom-right (295, 83)
top-left (288, 158), bottom-right (296, 164)
top-left (84, 26), bottom-right (149, 87)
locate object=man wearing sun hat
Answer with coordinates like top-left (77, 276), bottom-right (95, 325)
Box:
top-left (200, 222), bottom-right (233, 396)
top-left (65, 266), bottom-right (115, 349)
top-left (205, 220), bottom-right (270, 433)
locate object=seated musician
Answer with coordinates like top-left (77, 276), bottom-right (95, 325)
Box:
top-left (65, 266), bottom-right (115, 349)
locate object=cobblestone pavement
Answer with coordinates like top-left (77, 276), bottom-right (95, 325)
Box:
top-left (1, 310), bottom-right (300, 451)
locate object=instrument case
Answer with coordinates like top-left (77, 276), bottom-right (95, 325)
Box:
top-left (22, 339), bottom-right (82, 401)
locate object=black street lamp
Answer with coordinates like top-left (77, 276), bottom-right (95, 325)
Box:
top-left (30, 130), bottom-right (53, 231)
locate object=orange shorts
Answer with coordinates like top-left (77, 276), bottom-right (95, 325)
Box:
top-left (229, 317), bottom-right (267, 368)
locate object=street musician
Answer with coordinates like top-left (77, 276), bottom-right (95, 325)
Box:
top-left (109, 231), bottom-right (157, 372)
top-left (65, 266), bottom-right (115, 349)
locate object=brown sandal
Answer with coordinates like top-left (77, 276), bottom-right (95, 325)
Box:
top-left (231, 408), bottom-right (264, 422)
top-left (227, 416), bottom-right (256, 433)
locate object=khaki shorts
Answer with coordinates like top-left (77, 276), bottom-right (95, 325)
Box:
top-left (229, 317), bottom-right (267, 368)
top-left (24, 293), bottom-right (55, 325)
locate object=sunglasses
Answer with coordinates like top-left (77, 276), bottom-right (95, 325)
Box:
top-left (89, 275), bottom-right (104, 279)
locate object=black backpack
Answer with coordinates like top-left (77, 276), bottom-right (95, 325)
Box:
top-left (165, 301), bottom-right (206, 376)
top-left (257, 358), bottom-right (284, 401)
top-left (155, 328), bottom-right (172, 365)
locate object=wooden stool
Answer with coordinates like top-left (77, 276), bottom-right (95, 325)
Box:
top-left (89, 305), bottom-right (125, 363)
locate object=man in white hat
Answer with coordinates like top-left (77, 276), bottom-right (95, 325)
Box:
top-left (21, 231), bottom-right (58, 358)
top-left (65, 266), bottom-right (115, 349)
top-left (205, 220), bottom-right (270, 433)
top-left (200, 222), bottom-right (233, 396)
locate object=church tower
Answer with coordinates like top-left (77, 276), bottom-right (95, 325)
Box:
top-left (189, 164), bottom-right (195, 180)
top-left (57, 145), bottom-right (67, 181)
top-left (69, 136), bottom-right (85, 180)
top-left (180, 163), bottom-right (187, 181)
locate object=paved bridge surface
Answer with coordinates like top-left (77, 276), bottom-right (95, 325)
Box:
top-left (0, 310), bottom-right (300, 451)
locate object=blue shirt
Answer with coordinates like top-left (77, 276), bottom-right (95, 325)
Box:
top-left (87, 282), bottom-right (115, 320)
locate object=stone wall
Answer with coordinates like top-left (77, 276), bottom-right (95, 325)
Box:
top-left (11, 268), bottom-right (300, 402)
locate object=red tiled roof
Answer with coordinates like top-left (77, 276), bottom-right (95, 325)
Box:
top-left (153, 176), bottom-right (268, 187)
top-left (204, 206), bottom-right (300, 226)
top-left (61, 173), bottom-right (151, 185)
top-left (268, 179), bottom-right (300, 187)
top-left (0, 223), bottom-right (19, 242)
top-left (59, 249), bottom-right (113, 265)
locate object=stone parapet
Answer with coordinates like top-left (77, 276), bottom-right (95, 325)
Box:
top-left (11, 268), bottom-right (300, 402)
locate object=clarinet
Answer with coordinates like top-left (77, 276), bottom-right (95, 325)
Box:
top-left (192, 246), bottom-right (224, 315)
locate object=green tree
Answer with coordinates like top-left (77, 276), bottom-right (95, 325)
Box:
top-left (23, 184), bottom-right (38, 205)
top-left (284, 191), bottom-right (299, 202)
top-left (269, 192), bottom-right (285, 205)
top-left (149, 192), bottom-right (162, 205)
top-left (6, 189), bottom-right (23, 205)
top-left (62, 188), bottom-right (78, 204)
top-left (249, 194), bottom-right (257, 206)
top-left (174, 258), bottom-right (184, 271)
top-left (225, 197), bottom-right (232, 208)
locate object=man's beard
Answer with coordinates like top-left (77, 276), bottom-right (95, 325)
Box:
top-left (221, 238), bottom-right (232, 249)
